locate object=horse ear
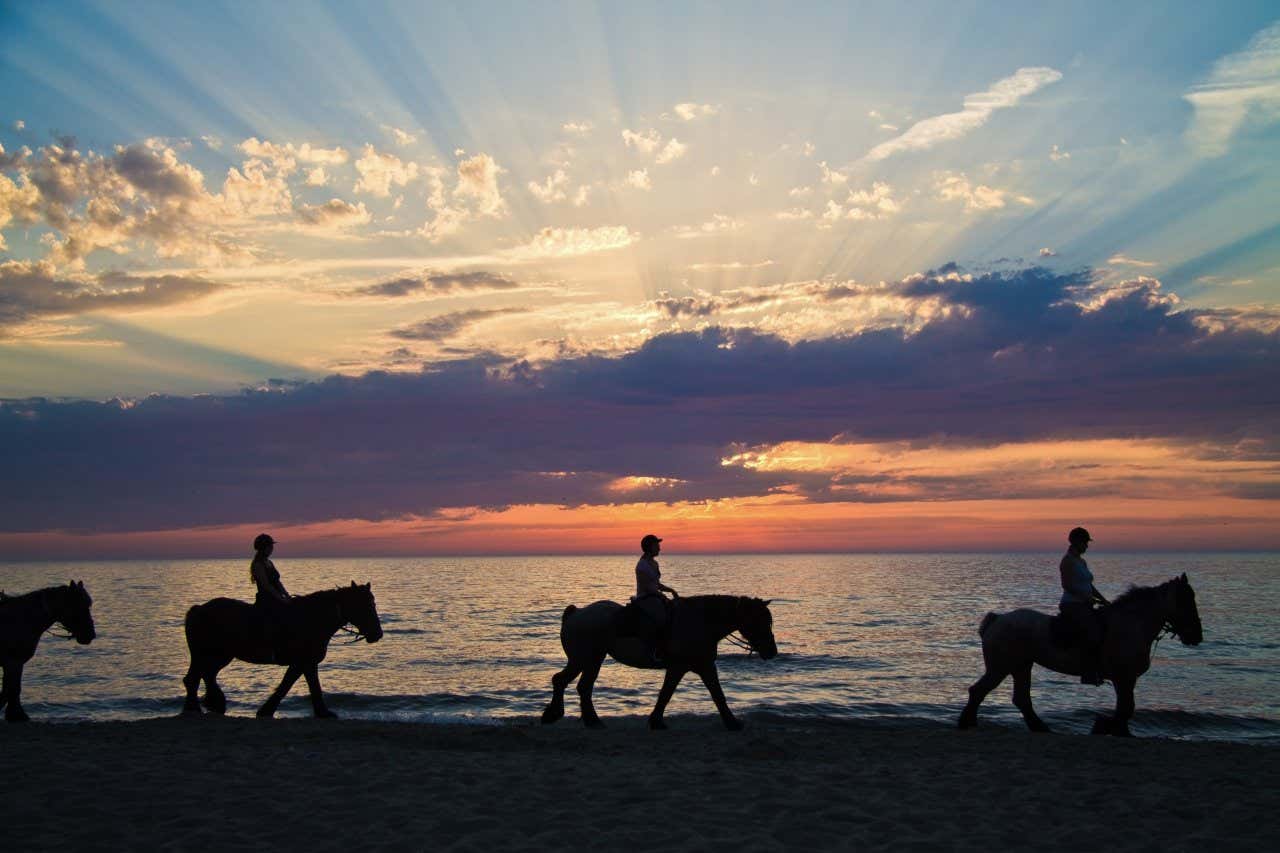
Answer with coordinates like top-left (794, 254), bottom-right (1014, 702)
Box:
top-left (764, 599), bottom-right (773, 607)
top-left (350, 580), bottom-right (357, 588)
top-left (68, 580), bottom-right (75, 588)
top-left (1180, 572), bottom-right (1188, 583)
top-left (363, 582), bottom-right (371, 590)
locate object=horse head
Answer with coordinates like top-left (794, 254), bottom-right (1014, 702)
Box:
top-left (339, 581), bottom-right (383, 643)
top-left (57, 580), bottom-right (96, 645)
top-left (1169, 573), bottom-right (1203, 646)
top-left (735, 597), bottom-right (778, 660)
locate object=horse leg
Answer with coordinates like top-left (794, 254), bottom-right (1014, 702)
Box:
top-left (1011, 664), bottom-right (1050, 733)
top-left (302, 664), bottom-right (338, 718)
top-left (202, 657), bottom-right (231, 715)
top-left (182, 659), bottom-right (204, 715)
top-left (648, 667), bottom-right (686, 730)
top-left (1096, 676), bottom-right (1136, 737)
top-left (3, 663), bottom-right (28, 722)
top-left (696, 664), bottom-right (744, 731)
top-left (576, 654), bottom-right (607, 728)
top-left (257, 664), bottom-right (303, 718)
top-left (540, 662), bottom-right (581, 725)
top-left (958, 669), bottom-right (1006, 729)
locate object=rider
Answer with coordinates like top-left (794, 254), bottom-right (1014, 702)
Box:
top-left (250, 533), bottom-right (291, 657)
top-left (632, 534), bottom-right (678, 662)
top-left (1059, 526), bottom-right (1109, 685)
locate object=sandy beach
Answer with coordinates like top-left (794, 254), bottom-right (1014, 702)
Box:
top-left (3, 716), bottom-right (1275, 851)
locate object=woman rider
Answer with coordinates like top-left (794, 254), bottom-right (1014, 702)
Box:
top-left (250, 533), bottom-right (290, 656)
top-left (632, 534), bottom-right (678, 662)
top-left (1059, 526), bottom-right (1109, 685)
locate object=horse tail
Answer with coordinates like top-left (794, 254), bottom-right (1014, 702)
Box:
top-left (183, 604), bottom-right (206, 648)
top-left (978, 611), bottom-right (999, 638)
top-left (561, 604), bottom-right (577, 625)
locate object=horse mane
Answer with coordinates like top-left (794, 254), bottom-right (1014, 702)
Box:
top-left (294, 586), bottom-right (346, 603)
top-left (293, 584), bottom-right (368, 605)
top-left (1109, 579), bottom-right (1175, 611)
top-left (0, 585), bottom-right (63, 604)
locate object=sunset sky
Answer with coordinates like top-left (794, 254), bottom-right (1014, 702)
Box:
top-left (2, 2), bottom-right (1278, 557)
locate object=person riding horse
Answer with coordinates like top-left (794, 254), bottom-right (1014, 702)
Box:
top-left (625, 534), bottom-right (678, 663)
top-left (250, 533), bottom-right (291, 657)
top-left (1059, 526), bottom-right (1109, 685)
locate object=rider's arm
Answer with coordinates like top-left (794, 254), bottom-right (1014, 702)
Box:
top-left (1091, 585), bottom-right (1109, 606)
top-left (252, 561), bottom-right (290, 602)
top-left (658, 582), bottom-right (677, 596)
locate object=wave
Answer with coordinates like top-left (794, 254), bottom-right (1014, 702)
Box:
top-left (26, 690), bottom-right (1280, 743)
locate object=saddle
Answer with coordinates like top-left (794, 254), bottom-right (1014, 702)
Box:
top-left (616, 596), bottom-right (672, 636)
top-left (1049, 606), bottom-right (1107, 649)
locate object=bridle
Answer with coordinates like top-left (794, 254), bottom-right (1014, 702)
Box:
top-left (725, 596), bottom-right (763, 656)
top-left (333, 596), bottom-right (371, 644)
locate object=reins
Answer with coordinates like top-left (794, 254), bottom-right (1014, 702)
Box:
top-left (725, 596), bottom-right (758, 656)
top-left (332, 598), bottom-right (369, 643)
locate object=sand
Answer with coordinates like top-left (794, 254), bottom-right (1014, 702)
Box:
top-left (2, 715), bottom-right (1276, 851)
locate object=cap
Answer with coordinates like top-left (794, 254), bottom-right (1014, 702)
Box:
top-left (1068, 527), bottom-right (1092, 544)
top-left (253, 533), bottom-right (276, 551)
top-left (640, 534), bottom-right (663, 550)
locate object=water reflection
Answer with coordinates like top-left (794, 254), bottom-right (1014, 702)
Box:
top-left (2, 553), bottom-right (1276, 740)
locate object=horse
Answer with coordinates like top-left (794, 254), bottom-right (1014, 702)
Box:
top-left (541, 595), bottom-right (777, 731)
top-left (958, 573), bottom-right (1203, 736)
top-left (182, 581), bottom-right (383, 719)
top-left (0, 581), bottom-right (96, 722)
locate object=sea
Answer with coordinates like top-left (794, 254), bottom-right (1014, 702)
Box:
top-left (2, 553), bottom-right (1277, 742)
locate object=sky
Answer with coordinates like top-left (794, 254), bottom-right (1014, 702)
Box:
top-left (1, 1), bottom-right (1278, 557)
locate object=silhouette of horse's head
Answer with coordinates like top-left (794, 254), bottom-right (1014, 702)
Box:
top-left (736, 597), bottom-right (777, 660)
top-left (58, 580), bottom-right (95, 645)
top-left (339, 581), bottom-right (383, 643)
top-left (1171, 573), bottom-right (1202, 646)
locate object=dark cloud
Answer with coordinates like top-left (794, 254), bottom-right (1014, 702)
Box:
top-left (2, 266), bottom-right (1276, 533)
top-left (390, 308), bottom-right (527, 342)
top-left (110, 143), bottom-right (204, 200)
top-left (0, 261), bottom-right (223, 335)
top-left (353, 269), bottom-right (519, 298)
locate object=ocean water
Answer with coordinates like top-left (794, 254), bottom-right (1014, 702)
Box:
top-left (2, 553), bottom-right (1277, 742)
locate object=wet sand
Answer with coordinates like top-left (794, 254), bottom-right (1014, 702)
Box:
top-left (2, 716), bottom-right (1276, 851)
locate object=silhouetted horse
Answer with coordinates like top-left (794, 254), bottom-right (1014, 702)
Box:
top-left (958, 574), bottom-right (1203, 736)
top-left (541, 595), bottom-right (777, 731)
top-left (0, 581), bottom-right (96, 722)
top-left (182, 581), bottom-right (383, 718)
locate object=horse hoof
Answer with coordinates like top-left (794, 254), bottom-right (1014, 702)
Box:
top-left (256, 708), bottom-right (276, 719)
top-left (584, 718), bottom-right (606, 730)
top-left (540, 708), bottom-right (564, 725)
top-left (181, 705), bottom-right (204, 717)
top-left (6, 711), bottom-right (30, 723)
top-left (648, 719), bottom-right (668, 731)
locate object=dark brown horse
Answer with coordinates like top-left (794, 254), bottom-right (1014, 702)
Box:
top-left (541, 595), bottom-right (777, 731)
top-left (0, 581), bottom-right (96, 722)
top-left (958, 574), bottom-right (1203, 736)
top-left (182, 581), bottom-right (383, 718)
